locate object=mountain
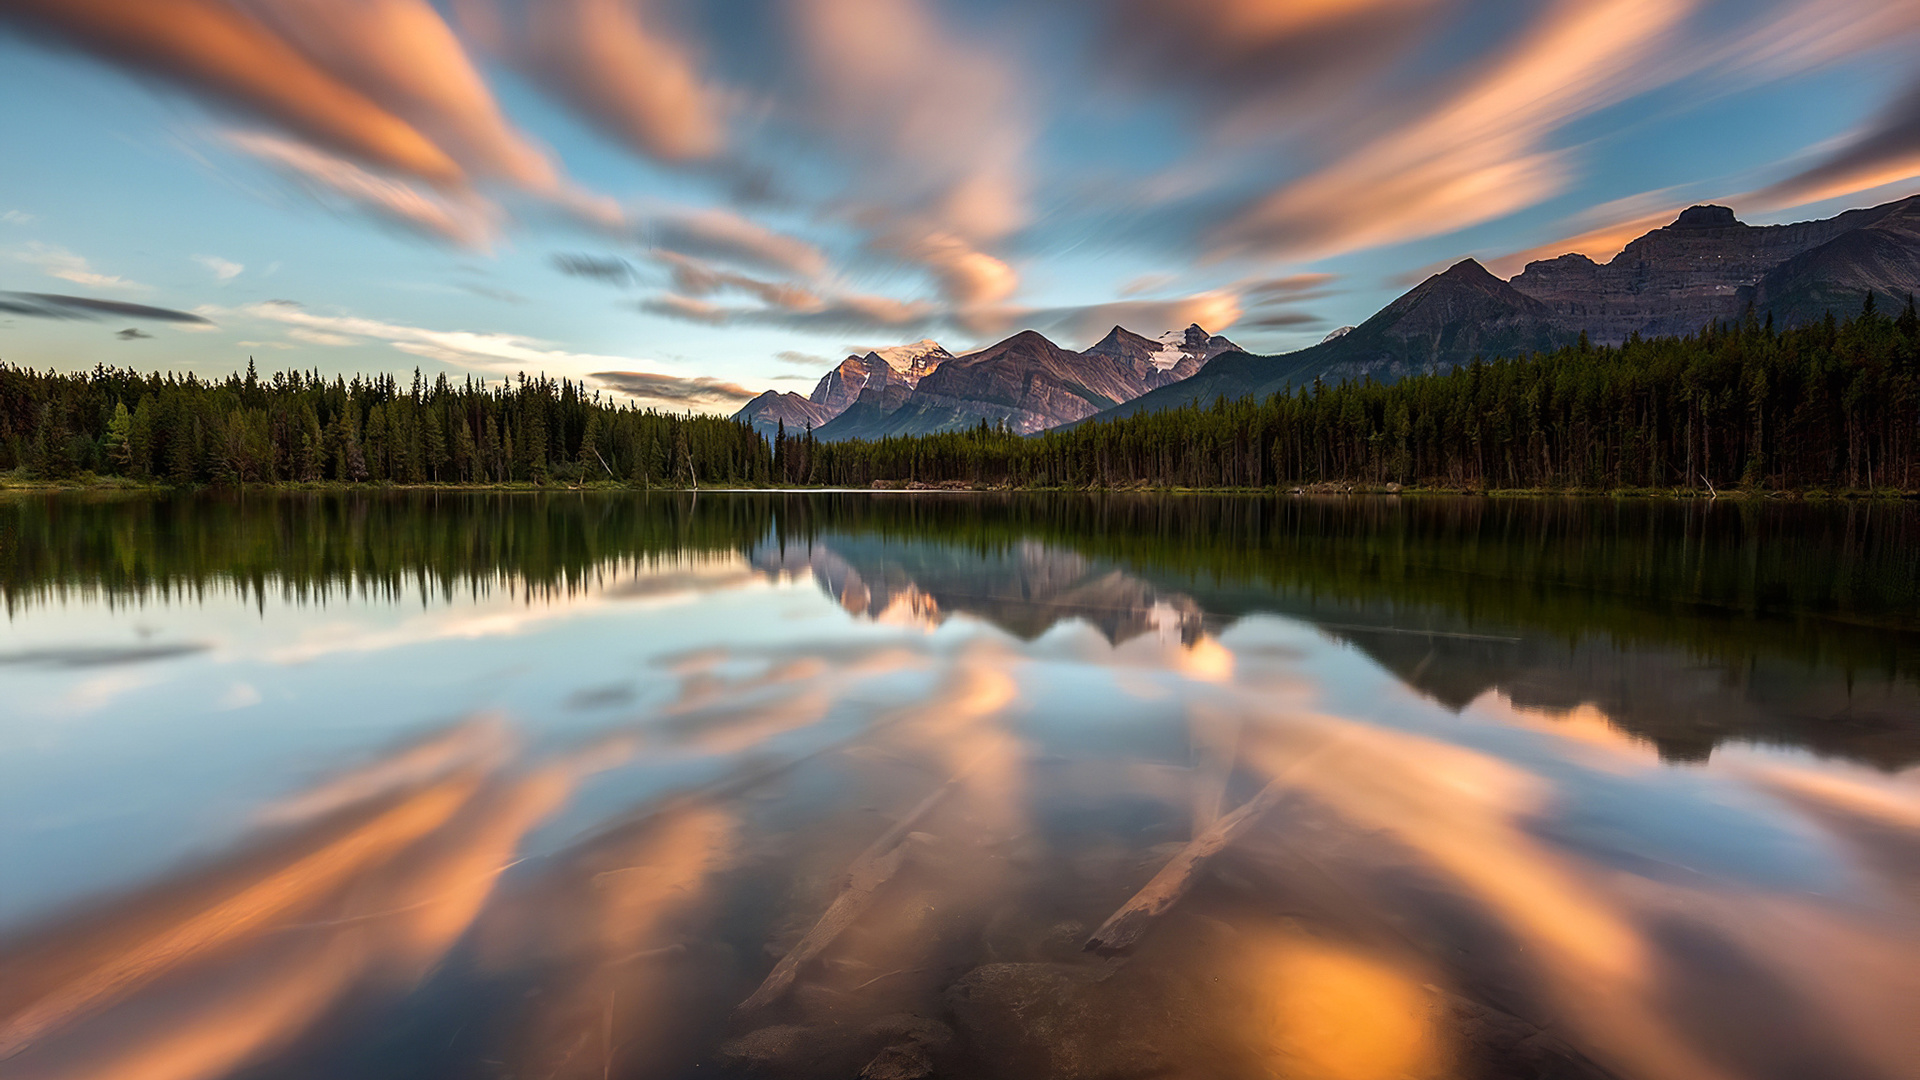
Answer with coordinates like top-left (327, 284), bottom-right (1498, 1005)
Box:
top-left (733, 390), bottom-right (835, 439)
top-left (1088, 259), bottom-right (1573, 422)
top-left (1509, 195), bottom-right (1920, 342)
top-left (815, 325), bottom-right (1241, 440)
top-left (1092, 193), bottom-right (1920, 425)
top-left (734, 339), bottom-right (953, 437)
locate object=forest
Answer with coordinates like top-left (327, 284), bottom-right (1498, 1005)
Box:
top-left (2, 297), bottom-right (1916, 493)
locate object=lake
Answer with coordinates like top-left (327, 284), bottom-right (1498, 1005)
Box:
top-left (1, 492), bottom-right (1916, 1080)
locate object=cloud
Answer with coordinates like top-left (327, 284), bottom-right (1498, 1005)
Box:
top-left (1210, 0), bottom-right (1693, 261)
top-left (1241, 310), bottom-right (1325, 330)
top-left (1746, 75), bottom-right (1920, 211)
top-left (654, 251), bottom-right (820, 310)
top-left (1, 210), bottom-right (34, 225)
top-left (1486, 191), bottom-right (1686, 276)
top-left (13, 242), bottom-right (144, 289)
top-left (1020, 290), bottom-right (1245, 346)
top-left (786, 0), bottom-right (1030, 242)
top-left (876, 229), bottom-right (1018, 306)
top-left (1243, 272), bottom-right (1337, 303)
top-left (287, 327), bottom-right (353, 345)
top-left (0, 291), bottom-right (215, 324)
top-left (1093, 0), bottom-right (1448, 123)
top-left (643, 290), bottom-right (940, 335)
top-left (588, 370), bottom-right (758, 407)
top-left (550, 252), bottom-right (635, 285)
top-left (638, 293), bottom-right (729, 326)
top-left (241, 0), bottom-right (562, 191)
top-left (196, 254), bottom-right (244, 281)
top-left (646, 209), bottom-right (827, 278)
top-left (487, 0), bottom-right (726, 163)
top-left (116, 327), bottom-right (154, 339)
top-left (228, 130), bottom-right (497, 247)
top-left (774, 350), bottom-right (832, 368)
top-left (234, 301), bottom-right (673, 378)
top-left (1, 0), bottom-right (462, 182)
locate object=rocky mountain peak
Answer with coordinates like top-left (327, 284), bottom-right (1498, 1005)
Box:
top-left (1438, 258), bottom-right (1498, 282)
top-left (1672, 205), bottom-right (1741, 229)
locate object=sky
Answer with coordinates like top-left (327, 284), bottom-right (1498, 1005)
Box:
top-left (2, 0), bottom-right (1920, 413)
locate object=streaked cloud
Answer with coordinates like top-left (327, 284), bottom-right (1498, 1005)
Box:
top-left (2, 0), bottom-right (462, 182)
top-left (12, 242), bottom-right (144, 289)
top-left (228, 130), bottom-right (498, 247)
top-left (550, 252), bottom-right (636, 285)
top-left (1211, 0), bottom-right (1694, 262)
top-left (646, 208), bottom-right (827, 279)
top-left (483, 0), bottom-right (726, 163)
top-left (1748, 76), bottom-right (1920, 212)
top-left (588, 370), bottom-right (758, 407)
top-left (232, 301), bottom-right (671, 378)
top-left (0, 291), bottom-right (215, 324)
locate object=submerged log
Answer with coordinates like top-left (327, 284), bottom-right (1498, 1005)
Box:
top-left (737, 776), bottom-right (962, 1012)
top-left (1083, 774), bottom-right (1291, 956)
top-left (1085, 733), bottom-right (1347, 956)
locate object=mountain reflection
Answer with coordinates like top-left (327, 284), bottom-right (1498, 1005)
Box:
top-left (3, 491), bottom-right (1919, 1080)
top-left (3, 490), bottom-right (1915, 768)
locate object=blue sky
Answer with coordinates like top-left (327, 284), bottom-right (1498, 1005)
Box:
top-left (3, 0), bottom-right (1919, 411)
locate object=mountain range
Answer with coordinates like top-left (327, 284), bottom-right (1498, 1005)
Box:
top-left (736, 324), bottom-right (1238, 440)
top-left (735, 193), bottom-right (1920, 438)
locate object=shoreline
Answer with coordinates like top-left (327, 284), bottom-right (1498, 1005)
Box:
top-left (2, 476), bottom-right (1915, 500)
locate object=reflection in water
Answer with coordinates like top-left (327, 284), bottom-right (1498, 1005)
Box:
top-left (0, 492), bottom-right (1916, 1080)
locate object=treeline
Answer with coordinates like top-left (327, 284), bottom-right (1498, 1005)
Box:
top-left (0, 362), bottom-right (770, 485)
top-left (800, 298), bottom-right (1920, 492)
top-left (4, 298), bottom-right (1918, 491)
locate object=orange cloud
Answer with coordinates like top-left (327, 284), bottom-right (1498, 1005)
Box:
top-left (226, 131), bottom-right (499, 247)
top-left (1744, 77), bottom-right (1920, 213)
top-left (245, 0), bottom-right (560, 192)
top-left (1212, 0), bottom-right (1693, 262)
top-left (504, 0), bottom-right (726, 162)
top-left (4, 0), bottom-right (462, 182)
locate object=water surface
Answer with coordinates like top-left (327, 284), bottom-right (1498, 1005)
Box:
top-left (1, 492), bottom-right (1916, 1080)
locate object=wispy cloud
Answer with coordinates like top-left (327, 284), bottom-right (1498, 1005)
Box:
top-left (196, 254), bottom-right (244, 281)
top-left (0, 290), bottom-right (214, 324)
top-left (230, 302), bottom-right (731, 409)
top-left (1211, 0), bottom-right (1694, 262)
top-left (481, 0), bottom-right (727, 163)
top-left (645, 208), bottom-right (827, 279)
top-left (774, 350), bottom-right (833, 368)
top-left (588, 370), bottom-right (757, 407)
top-left (1746, 76), bottom-right (1920, 212)
top-left (227, 130), bottom-right (498, 247)
top-left (3, 0), bottom-right (462, 181)
top-left (550, 252), bottom-right (635, 285)
top-left (13, 242), bottom-right (145, 289)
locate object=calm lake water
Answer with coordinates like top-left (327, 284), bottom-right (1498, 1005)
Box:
top-left (1, 492), bottom-right (1916, 1080)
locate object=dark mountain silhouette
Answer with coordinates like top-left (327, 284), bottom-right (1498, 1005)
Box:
top-left (1510, 194), bottom-right (1920, 341)
top-left (1088, 259), bottom-right (1572, 422)
top-left (1091, 193), bottom-right (1920, 424)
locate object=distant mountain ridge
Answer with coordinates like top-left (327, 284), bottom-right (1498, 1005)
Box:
top-left (1509, 194), bottom-right (1920, 341)
top-left (738, 192), bottom-right (1920, 438)
top-left (735, 323), bottom-right (1239, 440)
top-left (1088, 192), bottom-right (1920, 425)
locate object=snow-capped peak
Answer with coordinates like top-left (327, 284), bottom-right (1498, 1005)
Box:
top-left (867, 339), bottom-right (950, 375)
top-left (1146, 325), bottom-right (1214, 371)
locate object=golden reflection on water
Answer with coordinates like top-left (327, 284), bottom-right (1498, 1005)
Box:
top-left (1245, 936), bottom-right (1444, 1080)
top-left (2, 536), bottom-right (1918, 1080)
